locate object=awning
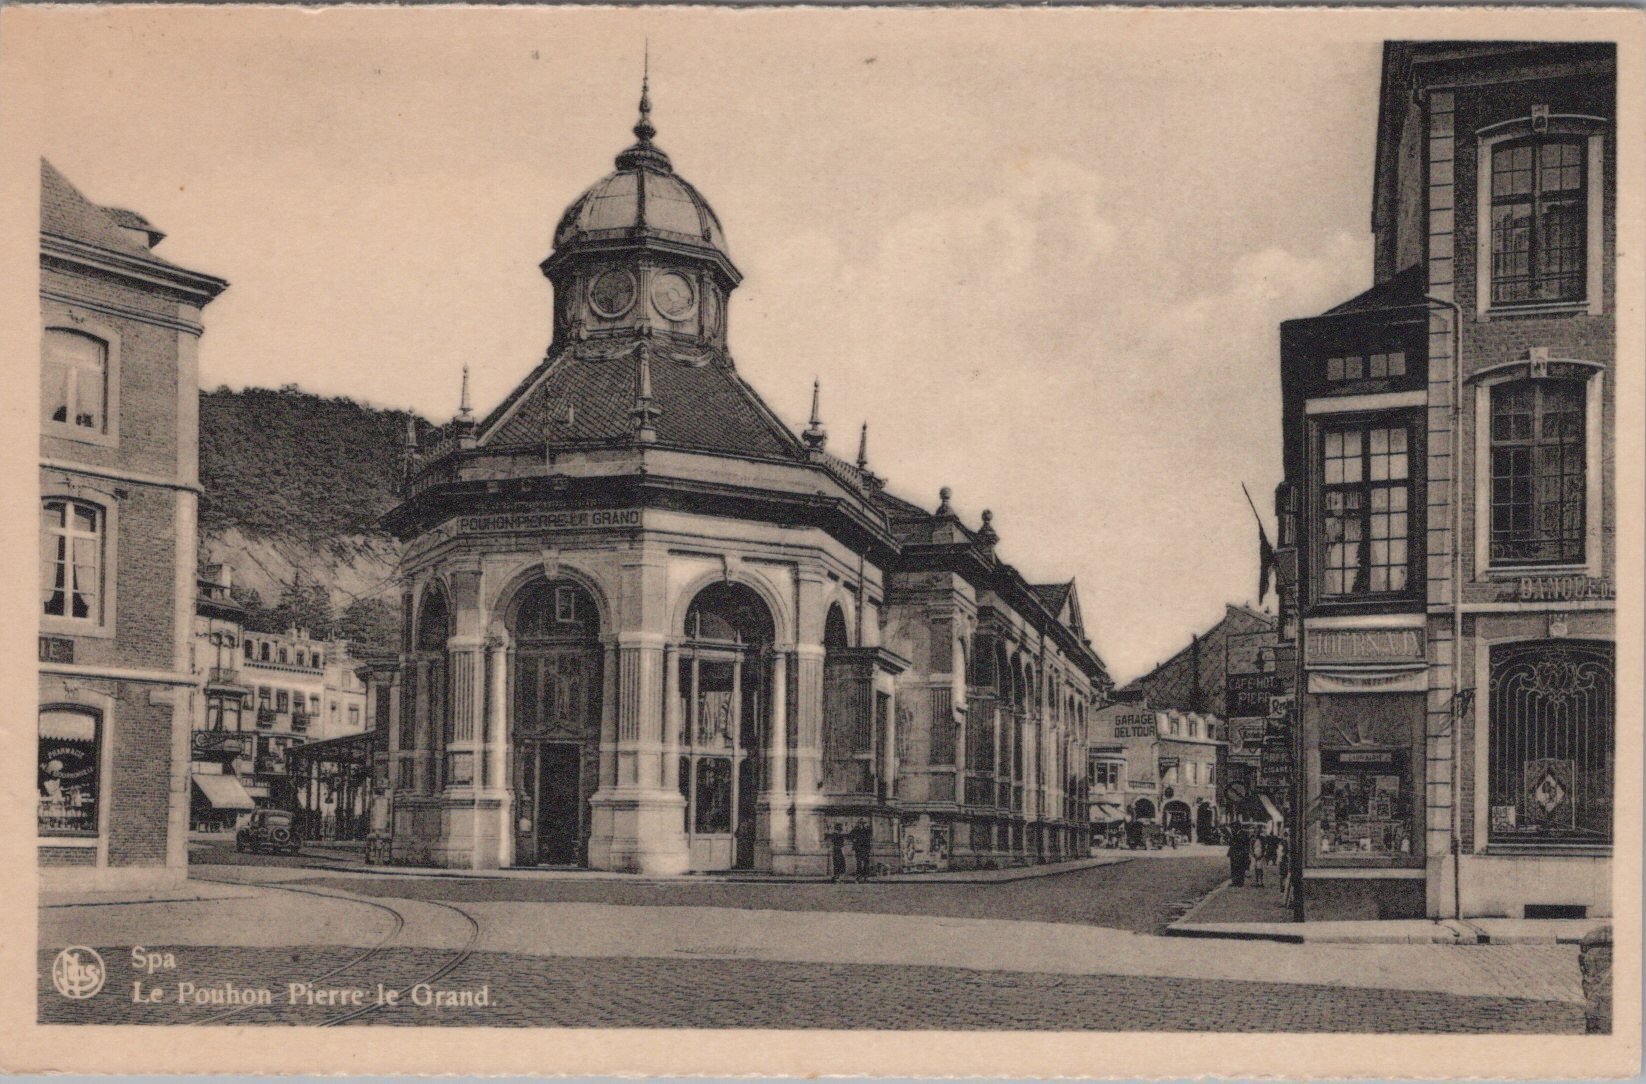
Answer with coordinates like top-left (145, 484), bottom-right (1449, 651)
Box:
top-left (192, 774), bottom-right (256, 811)
top-left (1092, 802), bottom-right (1124, 821)
top-left (1258, 793), bottom-right (1284, 826)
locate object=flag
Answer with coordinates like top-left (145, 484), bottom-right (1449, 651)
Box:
top-left (1258, 520), bottom-right (1276, 605)
top-left (1242, 481), bottom-right (1277, 605)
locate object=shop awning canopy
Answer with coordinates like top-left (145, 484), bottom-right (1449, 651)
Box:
top-left (1092, 801), bottom-right (1125, 821)
top-left (192, 773), bottom-right (256, 811)
top-left (1258, 793), bottom-right (1284, 826)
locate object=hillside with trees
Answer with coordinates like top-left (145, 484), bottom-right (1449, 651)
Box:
top-left (199, 385), bottom-right (431, 652)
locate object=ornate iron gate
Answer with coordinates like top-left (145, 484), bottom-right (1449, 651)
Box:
top-left (1488, 639), bottom-right (1613, 844)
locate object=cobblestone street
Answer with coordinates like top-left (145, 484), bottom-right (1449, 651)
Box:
top-left (38, 853), bottom-right (1589, 1033)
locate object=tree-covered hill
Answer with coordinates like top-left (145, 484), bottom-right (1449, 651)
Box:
top-left (199, 385), bottom-right (433, 651)
top-left (199, 383), bottom-right (432, 546)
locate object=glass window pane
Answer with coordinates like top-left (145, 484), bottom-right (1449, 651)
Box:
top-left (73, 504), bottom-right (97, 533)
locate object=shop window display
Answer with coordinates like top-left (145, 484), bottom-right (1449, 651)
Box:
top-left (1317, 748), bottom-right (1411, 856)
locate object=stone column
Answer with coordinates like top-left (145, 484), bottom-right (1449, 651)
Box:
top-left (486, 637), bottom-right (512, 868)
top-left (587, 633), bottom-right (686, 874)
top-left (786, 642), bottom-right (827, 873)
top-left (664, 644), bottom-right (682, 792)
top-left (412, 660), bottom-right (431, 796)
top-left (757, 650), bottom-right (790, 867)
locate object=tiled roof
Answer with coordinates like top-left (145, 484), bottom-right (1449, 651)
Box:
top-left (40, 159), bottom-right (181, 267)
top-left (1030, 581), bottom-right (1073, 615)
top-left (1319, 263), bottom-right (1427, 317)
top-left (483, 341), bottom-right (803, 460)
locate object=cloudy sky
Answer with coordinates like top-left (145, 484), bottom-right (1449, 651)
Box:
top-left (11, 7), bottom-right (1391, 681)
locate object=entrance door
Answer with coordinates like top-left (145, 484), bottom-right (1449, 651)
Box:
top-left (537, 742), bottom-right (582, 865)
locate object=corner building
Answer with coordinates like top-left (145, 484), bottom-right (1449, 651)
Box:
top-left (1279, 43), bottom-right (1615, 919)
top-left (37, 162), bottom-right (228, 888)
top-left (382, 92), bottom-right (1110, 874)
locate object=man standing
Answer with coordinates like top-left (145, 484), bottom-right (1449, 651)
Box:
top-left (850, 820), bottom-right (874, 882)
top-left (1227, 821), bottom-right (1250, 887)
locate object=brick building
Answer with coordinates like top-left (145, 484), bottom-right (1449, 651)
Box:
top-left (376, 84), bottom-right (1110, 874)
top-left (37, 161), bottom-right (228, 887)
top-left (1277, 43), bottom-right (1615, 919)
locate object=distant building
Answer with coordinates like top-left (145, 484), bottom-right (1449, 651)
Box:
top-left (37, 161), bottom-right (227, 888)
top-left (1116, 604), bottom-right (1281, 824)
top-left (1089, 703), bottom-right (1225, 840)
top-left (186, 563), bottom-right (371, 832)
top-left (1278, 43), bottom-right (1615, 919)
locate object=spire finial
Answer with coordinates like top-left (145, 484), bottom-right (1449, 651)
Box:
top-left (802, 378), bottom-right (827, 451)
top-left (634, 42), bottom-right (655, 144)
top-left (457, 364), bottom-right (473, 420)
top-left (630, 349), bottom-right (661, 443)
top-left (856, 421), bottom-right (870, 470)
top-left (937, 486), bottom-right (954, 516)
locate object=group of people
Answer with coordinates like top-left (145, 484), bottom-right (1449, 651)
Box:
top-left (826, 820), bottom-right (876, 882)
top-left (1226, 821), bottom-right (1291, 903)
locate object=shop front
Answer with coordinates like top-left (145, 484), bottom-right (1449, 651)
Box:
top-left (1301, 621), bottom-right (1428, 919)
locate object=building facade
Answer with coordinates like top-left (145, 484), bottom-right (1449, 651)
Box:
top-left (187, 563), bottom-right (372, 831)
top-left (1118, 603), bottom-right (1281, 813)
top-left (37, 161), bottom-right (228, 887)
top-left (1089, 702), bottom-right (1224, 840)
top-left (1278, 43), bottom-right (1615, 919)
top-left (379, 87), bottom-right (1109, 874)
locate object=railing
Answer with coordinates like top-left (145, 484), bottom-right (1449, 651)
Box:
top-left (291, 712), bottom-right (310, 734)
top-left (256, 707), bottom-right (276, 728)
top-left (207, 666), bottom-right (243, 687)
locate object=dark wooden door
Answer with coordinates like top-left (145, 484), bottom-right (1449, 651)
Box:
top-left (537, 742), bottom-right (582, 865)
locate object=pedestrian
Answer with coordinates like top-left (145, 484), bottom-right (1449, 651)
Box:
top-left (1278, 837), bottom-right (1296, 910)
top-left (827, 823), bottom-right (847, 882)
top-left (1227, 821), bottom-right (1250, 887)
top-left (850, 819), bottom-right (874, 881)
top-left (1249, 828), bottom-right (1266, 887)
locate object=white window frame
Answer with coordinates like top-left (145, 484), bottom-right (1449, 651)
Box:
top-left (1471, 360), bottom-right (1604, 579)
top-left (39, 489), bottom-right (117, 639)
top-left (41, 310), bottom-right (121, 448)
top-left (1475, 117), bottom-right (1607, 318)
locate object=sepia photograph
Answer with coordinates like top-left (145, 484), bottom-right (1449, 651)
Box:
top-left (1, 5), bottom-right (1640, 1079)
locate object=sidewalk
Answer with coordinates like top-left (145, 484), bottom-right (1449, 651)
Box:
top-left (1167, 875), bottom-right (1610, 946)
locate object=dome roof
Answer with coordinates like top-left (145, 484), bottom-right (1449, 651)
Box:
top-left (552, 84), bottom-right (729, 257)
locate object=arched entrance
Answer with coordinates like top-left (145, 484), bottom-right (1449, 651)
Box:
top-left (1130, 797), bottom-right (1156, 821)
top-left (509, 580), bottom-right (602, 866)
top-left (677, 582), bottom-right (775, 871)
top-left (1163, 800), bottom-right (1192, 834)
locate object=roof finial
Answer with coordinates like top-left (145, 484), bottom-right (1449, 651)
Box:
top-left (457, 364), bottom-right (473, 421)
top-left (936, 486), bottom-right (954, 516)
top-left (630, 348), bottom-right (661, 443)
top-left (802, 378), bottom-right (827, 451)
top-left (856, 421), bottom-right (870, 470)
top-left (634, 42), bottom-right (655, 144)
top-left (977, 508), bottom-right (999, 548)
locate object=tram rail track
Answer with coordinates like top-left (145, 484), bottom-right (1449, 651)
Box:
top-left (183, 873), bottom-right (482, 1027)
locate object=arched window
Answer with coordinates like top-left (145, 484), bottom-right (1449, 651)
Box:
top-left (244, 640), bottom-right (254, 660)
top-left (40, 498), bottom-right (103, 623)
top-left (42, 329), bottom-right (107, 432)
top-left (260, 643), bottom-right (271, 662)
top-left (680, 583), bottom-right (775, 865)
top-left (39, 707), bottom-right (101, 836)
top-left (279, 648), bottom-right (289, 665)
top-left (415, 587), bottom-right (452, 789)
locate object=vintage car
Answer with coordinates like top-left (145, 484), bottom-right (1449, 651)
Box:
top-left (235, 809), bottom-right (300, 855)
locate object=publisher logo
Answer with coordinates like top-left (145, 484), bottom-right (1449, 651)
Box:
top-left (51, 946), bottom-right (106, 999)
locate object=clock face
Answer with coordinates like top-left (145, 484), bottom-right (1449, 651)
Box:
top-left (589, 269), bottom-right (637, 319)
top-left (650, 271), bottom-right (697, 322)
